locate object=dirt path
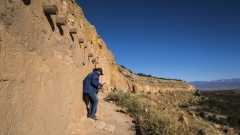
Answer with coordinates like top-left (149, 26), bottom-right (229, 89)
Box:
top-left (77, 93), bottom-right (136, 135)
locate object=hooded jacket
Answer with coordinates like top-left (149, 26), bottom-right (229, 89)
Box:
top-left (83, 71), bottom-right (102, 94)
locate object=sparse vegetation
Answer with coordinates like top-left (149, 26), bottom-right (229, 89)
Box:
top-left (137, 73), bottom-right (153, 77)
top-left (119, 65), bottom-right (126, 69)
top-left (106, 89), bottom-right (240, 134)
top-left (119, 65), bottom-right (133, 74)
top-left (106, 86), bottom-right (240, 135)
top-left (128, 69), bottom-right (133, 73)
top-left (106, 91), bottom-right (181, 135)
top-left (106, 91), bottom-right (144, 116)
top-left (196, 90), bottom-right (240, 127)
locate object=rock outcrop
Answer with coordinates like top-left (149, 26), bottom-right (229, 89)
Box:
top-left (0, 0), bottom-right (195, 134)
top-left (114, 66), bottom-right (195, 93)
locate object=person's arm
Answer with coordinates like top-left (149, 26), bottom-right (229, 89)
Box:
top-left (91, 75), bottom-right (102, 88)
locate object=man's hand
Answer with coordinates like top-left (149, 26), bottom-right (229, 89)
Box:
top-left (98, 83), bottom-right (106, 89)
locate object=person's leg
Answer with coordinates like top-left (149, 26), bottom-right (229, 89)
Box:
top-left (87, 93), bottom-right (99, 119)
top-left (83, 93), bottom-right (91, 117)
top-left (87, 94), bottom-right (93, 117)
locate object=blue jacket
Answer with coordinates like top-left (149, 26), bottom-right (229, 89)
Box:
top-left (83, 71), bottom-right (102, 94)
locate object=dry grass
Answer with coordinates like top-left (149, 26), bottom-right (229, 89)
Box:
top-left (106, 91), bottom-right (184, 135)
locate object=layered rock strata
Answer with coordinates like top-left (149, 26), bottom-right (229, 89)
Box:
top-left (113, 66), bottom-right (195, 93)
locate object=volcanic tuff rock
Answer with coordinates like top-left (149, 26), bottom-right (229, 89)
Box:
top-left (0, 0), bottom-right (195, 134)
top-left (116, 66), bottom-right (195, 93)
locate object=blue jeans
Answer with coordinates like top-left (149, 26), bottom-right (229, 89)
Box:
top-left (86, 93), bottom-right (99, 118)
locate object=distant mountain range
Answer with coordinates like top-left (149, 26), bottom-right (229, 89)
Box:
top-left (189, 78), bottom-right (240, 90)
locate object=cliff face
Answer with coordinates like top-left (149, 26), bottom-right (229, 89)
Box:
top-left (115, 66), bottom-right (195, 93)
top-left (0, 0), bottom-right (194, 134)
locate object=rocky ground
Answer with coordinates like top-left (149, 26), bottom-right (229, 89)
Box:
top-left (74, 90), bottom-right (239, 135)
top-left (66, 92), bottom-right (136, 135)
top-left (145, 90), bottom-right (238, 135)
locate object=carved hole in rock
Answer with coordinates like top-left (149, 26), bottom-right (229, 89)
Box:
top-left (84, 44), bottom-right (87, 49)
top-left (45, 14), bottom-right (55, 31)
top-left (83, 62), bottom-right (85, 66)
top-left (79, 38), bottom-right (84, 43)
top-left (98, 44), bottom-right (102, 49)
top-left (92, 58), bottom-right (96, 64)
top-left (88, 53), bottom-right (93, 62)
top-left (88, 53), bottom-right (93, 57)
top-left (22, 0), bottom-right (31, 5)
top-left (57, 25), bottom-right (64, 36)
top-left (79, 38), bottom-right (84, 48)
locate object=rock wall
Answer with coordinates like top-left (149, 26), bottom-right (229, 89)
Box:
top-left (113, 66), bottom-right (195, 93)
top-left (0, 0), bottom-right (108, 134)
top-left (0, 0), bottom-right (195, 134)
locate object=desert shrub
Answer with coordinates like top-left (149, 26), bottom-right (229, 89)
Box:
top-left (127, 69), bottom-right (133, 73)
top-left (179, 102), bottom-right (189, 108)
top-left (119, 65), bottom-right (126, 69)
top-left (207, 115), bottom-right (228, 125)
top-left (141, 112), bottom-right (177, 135)
top-left (207, 114), bottom-right (217, 122)
top-left (137, 73), bottom-right (152, 77)
top-left (106, 91), bottom-right (144, 116)
top-left (228, 115), bottom-right (240, 127)
top-left (218, 118), bottom-right (228, 125)
top-left (106, 91), bottom-right (179, 135)
top-left (199, 111), bottom-right (205, 118)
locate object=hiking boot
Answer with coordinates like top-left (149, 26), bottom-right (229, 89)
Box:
top-left (91, 116), bottom-right (97, 120)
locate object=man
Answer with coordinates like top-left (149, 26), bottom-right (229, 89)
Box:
top-left (83, 68), bottom-right (104, 120)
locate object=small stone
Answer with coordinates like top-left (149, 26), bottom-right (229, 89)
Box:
top-left (107, 124), bottom-right (116, 130)
top-left (95, 121), bottom-right (106, 130)
top-left (104, 124), bottom-right (116, 133)
top-left (104, 127), bottom-right (114, 133)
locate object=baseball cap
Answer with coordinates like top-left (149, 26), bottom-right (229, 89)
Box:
top-left (96, 68), bottom-right (104, 75)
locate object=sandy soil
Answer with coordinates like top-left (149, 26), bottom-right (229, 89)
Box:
top-left (82, 94), bottom-right (136, 135)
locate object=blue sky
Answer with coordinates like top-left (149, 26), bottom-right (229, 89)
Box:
top-left (77, 0), bottom-right (240, 82)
